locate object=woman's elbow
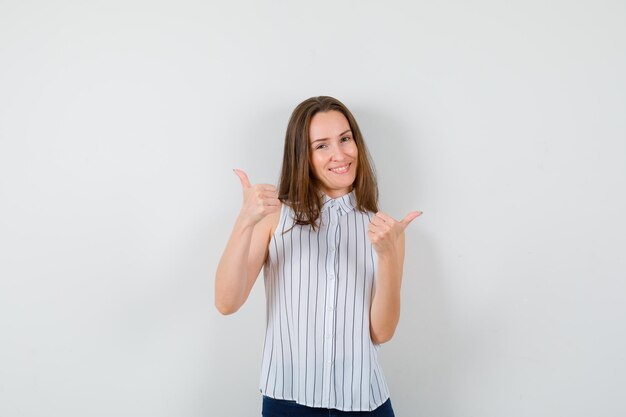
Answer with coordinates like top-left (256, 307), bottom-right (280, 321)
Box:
top-left (214, 298), bottom-right (241, 316)
top-left (370, 329), bottom-right (395, 345)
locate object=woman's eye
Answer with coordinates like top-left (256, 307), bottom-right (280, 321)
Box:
top-left (316, 144), bottom-right (327, 150)
top-left (341, 136), bottom-right (351, 142)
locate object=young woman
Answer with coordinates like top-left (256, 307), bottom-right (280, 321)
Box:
top-left (215, 96), bottom-right (421, 416)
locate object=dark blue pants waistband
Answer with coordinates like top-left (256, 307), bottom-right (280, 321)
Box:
top-left (262, 395), bottom-right (395, 416)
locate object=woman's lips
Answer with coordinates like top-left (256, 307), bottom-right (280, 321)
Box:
top-left (329, 163), bottom-right (351, 174)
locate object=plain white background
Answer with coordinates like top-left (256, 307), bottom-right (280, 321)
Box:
top-left (1, 1), bottom-right (625, 416)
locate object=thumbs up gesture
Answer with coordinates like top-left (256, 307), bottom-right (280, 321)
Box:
top-left (367, 210), bottom-right (422, 255)
top-left (233, 169), bottom-right (281, 227)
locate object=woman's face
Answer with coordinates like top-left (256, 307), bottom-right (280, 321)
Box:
top-left (308, 110), bottom-right (358, 198)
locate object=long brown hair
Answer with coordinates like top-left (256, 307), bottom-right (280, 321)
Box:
top-left (278, 96), bottom-right (379, 231)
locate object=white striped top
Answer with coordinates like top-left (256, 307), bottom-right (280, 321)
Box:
top-left (259, 190), bottom-right (390, 412)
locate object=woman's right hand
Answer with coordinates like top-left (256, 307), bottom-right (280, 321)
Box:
top-left (233, 169), bottom-right (281, 227)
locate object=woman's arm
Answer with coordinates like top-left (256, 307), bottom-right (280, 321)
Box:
top-left (369, 235), bottom-right (405, 344)
top-left (367, 210), bottom-right (422, 344)
top-left (214, 169), bottom-right (280, 315)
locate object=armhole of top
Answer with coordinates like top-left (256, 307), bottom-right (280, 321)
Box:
top-left (269, 202), bottom-right (288, 243)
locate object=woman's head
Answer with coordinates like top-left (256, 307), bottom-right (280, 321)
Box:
top-left (278, 96), bottom-right (378, 229)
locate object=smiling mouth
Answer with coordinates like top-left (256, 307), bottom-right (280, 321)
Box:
top-left (329, 163), bottom-right (351, 174)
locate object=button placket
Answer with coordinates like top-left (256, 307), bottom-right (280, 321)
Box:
top-left (323, 204), bottom-right (340, 404)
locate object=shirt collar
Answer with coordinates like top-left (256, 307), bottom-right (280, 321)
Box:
top-left (320, 189), bottom-right (357, 215)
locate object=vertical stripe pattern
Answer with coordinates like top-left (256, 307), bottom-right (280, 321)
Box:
top-left (259, 190), bottom-right (390, 412)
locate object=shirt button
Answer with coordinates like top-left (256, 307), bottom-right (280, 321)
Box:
top-left (329, 245), bottom-right (335, 252)
top-left (325, 333), bottom-right (332, 339)
top-left (329, 274), bottom-right (334, 280)
top-left (326, 360), bottom-right (333, 366)
top-left (327, 305), bottom-right (334, 311)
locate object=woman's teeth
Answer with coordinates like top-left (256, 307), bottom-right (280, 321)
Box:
top-left (330, 164), bottom-right (350, 174)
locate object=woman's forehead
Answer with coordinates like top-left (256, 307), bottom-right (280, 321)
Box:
top-left (309, 111), bottom-right (351, 141)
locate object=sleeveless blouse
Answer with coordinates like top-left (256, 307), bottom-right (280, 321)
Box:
top-left (258, 190), bottom-right (390, 412)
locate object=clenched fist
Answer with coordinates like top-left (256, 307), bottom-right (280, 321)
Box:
top-left (233, 169), bottom-right (281, 227)
top-left (367, 211), bottom-right (422, 255)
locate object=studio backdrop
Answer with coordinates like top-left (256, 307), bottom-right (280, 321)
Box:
top-left (1, 1), bottom-right (625, 416)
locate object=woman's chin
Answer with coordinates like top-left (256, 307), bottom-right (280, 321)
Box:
top-left (322, 183), bottom-right (355, 196)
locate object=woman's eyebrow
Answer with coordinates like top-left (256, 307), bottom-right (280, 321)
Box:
top-left (311, 129), bottom-right (352, 144)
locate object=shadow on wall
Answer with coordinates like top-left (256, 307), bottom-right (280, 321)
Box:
top-left (362, 105), bottom-right (455, 416)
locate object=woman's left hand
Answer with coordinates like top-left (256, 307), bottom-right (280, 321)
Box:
top-left (367, 210), bottom-right (422, 256)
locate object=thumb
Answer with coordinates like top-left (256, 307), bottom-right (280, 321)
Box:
top-left (233, 168), bottom-right (252, 189)
top-left (400, 210), bottom-right (422, 228)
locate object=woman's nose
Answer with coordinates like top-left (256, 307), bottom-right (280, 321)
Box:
top-left (330, 145), bottom-right (346, 160)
